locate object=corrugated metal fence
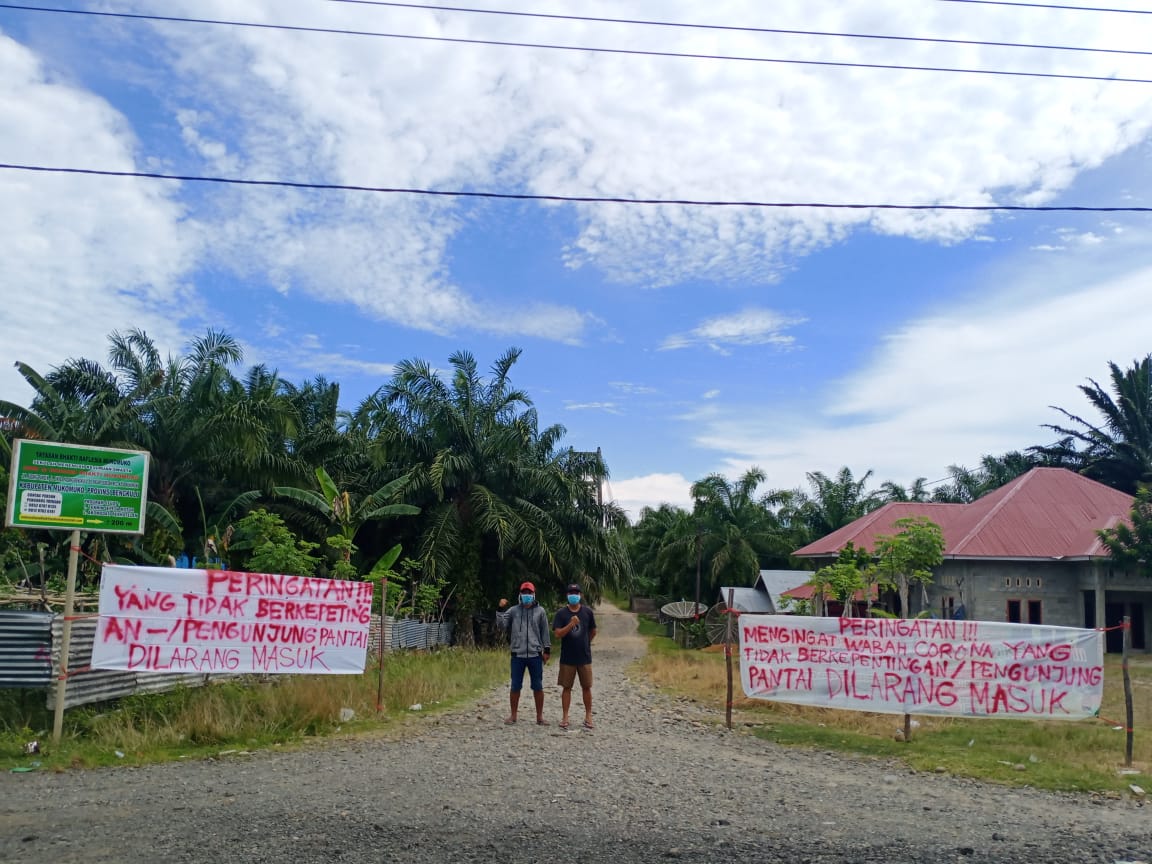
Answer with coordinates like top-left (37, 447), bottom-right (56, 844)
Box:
top-left (1, 611), bottom-right (455, 710)
top-left (48, 617), bottom-right (211, 711)
top-left (0, 610), bottom-right (53, 688)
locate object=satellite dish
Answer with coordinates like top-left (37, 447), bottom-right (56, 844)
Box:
top-left (704, 602), bottom-right (730, 644)
top-left (660, 600), bottom-right (709, 620)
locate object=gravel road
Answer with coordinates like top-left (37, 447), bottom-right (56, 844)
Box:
top-left (2, 604), bottom-right (1149, 864)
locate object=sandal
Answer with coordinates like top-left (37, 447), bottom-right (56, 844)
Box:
top-left (503, 717), bottom-right (517, 725)
top-left (536, 719), bottom-right (549, 726)
top-left (558, 720), bottom-right (570, 730)
top-left (582, 720), bottom-right (595, 730)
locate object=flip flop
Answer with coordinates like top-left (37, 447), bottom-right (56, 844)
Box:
top-left (558, 720), bottom-right (570, 730)
top-left (503, 717), bottom-right (517, 725)
top-left (582, 720), bottom-right (595, 730)
top-left (536, 719), bottom-right (549, 726)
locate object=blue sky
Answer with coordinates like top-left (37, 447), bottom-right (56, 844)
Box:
top-left (3, 1), bottom-right (1152, 519)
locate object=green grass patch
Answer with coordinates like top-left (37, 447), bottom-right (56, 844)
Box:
top-left (635, 630), bottom-right (1151, 794)
top-left (0, 647), bottom-right (509, 772)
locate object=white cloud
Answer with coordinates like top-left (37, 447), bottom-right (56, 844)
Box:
top-left (695, 236), bottom-right (1152, 491)
top-left (565, 402), bottom-right (620, 413)
top-left (0, 31), bottom-right (198, 403)
top-left (662, 308), bottom-right (806, 351)
top-left (702, 389), bottom-right (721, 400)
top-left (107, 0), bottom-right (1152, 313)
top-left (610, 472), bottom-right (692, 520)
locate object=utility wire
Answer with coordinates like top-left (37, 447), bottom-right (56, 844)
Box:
top-left (3, 162), bottom-right (1152, 211)
top-left (939, 0), bottom-right (1152, 13)
top-left (1, 4), bottom-right (1150, 84)
top-left (327, 0), bottom-right (1152, 59)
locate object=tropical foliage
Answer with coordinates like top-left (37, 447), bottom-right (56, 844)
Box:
top-left (0, 334), bottom-right (627, 628)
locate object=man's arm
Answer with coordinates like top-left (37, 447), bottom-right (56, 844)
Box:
top-left (588, 609), bottom-right (597, 644)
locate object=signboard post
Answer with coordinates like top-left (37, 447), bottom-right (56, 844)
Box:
top-left (5, 439), bottom-right (150, 744)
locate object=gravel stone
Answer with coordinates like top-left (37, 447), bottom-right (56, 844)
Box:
top-left (1, 604), bottom-right (1149, 863)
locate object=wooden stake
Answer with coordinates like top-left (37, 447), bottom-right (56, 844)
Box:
top-left (376, 576), bottom-right (389, 713)
top-left (51, 529), bottom-right (81, 746)
top-left (725, 587), bottom-right (735, 730)
top-left (1123, 615), bottom-right (1134, 768)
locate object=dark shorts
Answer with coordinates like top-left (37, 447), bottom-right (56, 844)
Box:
top-left (557, 663), bottom-right (592, 690)
top-left (510, 654), bottom-right (544, 692)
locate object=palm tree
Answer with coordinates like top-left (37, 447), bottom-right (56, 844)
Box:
top-left (791, 467), bottom-right (884, 542)
top-left (372, 348), bottom-right (626, 612)
top-left (879, 478), bottom-right (931, 503)
top-left (691, 468), bottom-right (789, 597)
top-left (627, 503), bottom-right (696, 599)
top-left (1034, 355), bottom-right (1152, 493)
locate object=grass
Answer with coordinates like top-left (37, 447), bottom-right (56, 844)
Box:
top-left (635, 621), bottom-right (1152, 794)
top-left (0, 647), bottom-right (509, 771)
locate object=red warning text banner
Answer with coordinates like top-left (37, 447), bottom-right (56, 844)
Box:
top-left (739, 615), bottom-right (1103, 719)
top-left (91, 565), bottom-right (373, 674)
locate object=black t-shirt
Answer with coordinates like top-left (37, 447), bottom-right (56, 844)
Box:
top-left (553, 605), bottom-right (596, 666)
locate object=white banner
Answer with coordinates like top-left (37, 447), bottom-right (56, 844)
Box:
top-left (91, 565), bottom-right (373, 675)
top-left (739, 615), bottom-right (1104, 720)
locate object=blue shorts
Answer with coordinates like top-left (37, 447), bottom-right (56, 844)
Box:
top-left (510, 654), bottom-right (544, 692)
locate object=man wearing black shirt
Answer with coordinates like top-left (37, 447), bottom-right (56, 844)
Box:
top-left (553, 583), bottom-right (597, 730)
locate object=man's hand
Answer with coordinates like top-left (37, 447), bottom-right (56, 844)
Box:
top-left (498, 598), bottom-right (508, 608)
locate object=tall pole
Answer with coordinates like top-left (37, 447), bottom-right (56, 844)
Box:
top-left (52, 528), bottom-right (81, 745)
top-left (694, 528), bottom-right (702, 620)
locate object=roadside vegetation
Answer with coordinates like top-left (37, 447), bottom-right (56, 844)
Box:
top-left (634, 624), bottom-right (1151, 794)
top-left (0, 648), bottom-right (509, 771)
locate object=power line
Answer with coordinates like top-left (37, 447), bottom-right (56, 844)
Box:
top-left (327, 0), bottom-right (1152, 59)
top-left (939, 0), bottom-right (1152, 13)
top-left (1, 3), bottom-right (1150, 84)
top-left (3, 162), bottom-right (1152, 211)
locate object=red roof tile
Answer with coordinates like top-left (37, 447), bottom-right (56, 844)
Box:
top-left (793, 468), bottom-right (1133, 560)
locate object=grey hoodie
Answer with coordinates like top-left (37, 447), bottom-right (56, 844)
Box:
top-left (495, 603), bottom-right (551, 658)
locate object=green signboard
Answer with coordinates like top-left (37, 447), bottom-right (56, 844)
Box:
top-left (5, 440), bottom-right (150, 534)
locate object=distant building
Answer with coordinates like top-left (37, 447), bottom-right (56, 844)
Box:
top-left (792, 468), bottom-right (1146, 652)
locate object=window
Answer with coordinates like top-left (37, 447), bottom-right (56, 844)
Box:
top-left (1007, 600), bottom-right (1022, 623)
top-left (942, 596), bottom-right (955, 619)
top-left (1026, 578), bottom-right (1031, 588)
top-left (1028, 600), bottom-right (1042, 625)
top-left (1004, 577), bottom-right (1011, 587)
top-left (1036, 577), bottom-right (1042, 589)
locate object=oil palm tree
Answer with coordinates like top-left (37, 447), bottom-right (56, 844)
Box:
top-left (691, 467), bottom-right (790, 596)
top-left (1035, 355), bottom-right (1152, 494)
top-left (372, 348), bottom-right (626, 610)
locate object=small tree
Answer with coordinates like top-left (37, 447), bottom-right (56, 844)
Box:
top-left (808, 542), bottom-right (874, 617)
top-left (873, 516), bottom-right (944, 743)
top-left (1099, 486), bottom-right (1152, 576)
top-left (230, 509), bottom-right (320, 576)
top-left (874, 517), bottom-right (944, 620)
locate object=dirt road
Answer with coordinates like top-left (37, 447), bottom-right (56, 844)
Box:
top-left (2, 604), bottom-right (1149, 863)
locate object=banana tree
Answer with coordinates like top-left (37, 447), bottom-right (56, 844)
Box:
top-left (275, 466), bottom-right (419, 562)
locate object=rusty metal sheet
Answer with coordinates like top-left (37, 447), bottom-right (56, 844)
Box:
top-left (0, 610), bottom-right (53, 687)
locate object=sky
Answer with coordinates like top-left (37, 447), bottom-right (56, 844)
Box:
top-left (3, 0), bottom-right (1152, 520)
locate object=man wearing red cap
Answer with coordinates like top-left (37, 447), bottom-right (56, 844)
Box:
top-left (496, 580), bottom-right (552, 725)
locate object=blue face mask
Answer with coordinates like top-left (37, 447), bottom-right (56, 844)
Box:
top-left (520, 593), bottom-right (535, 606)
top-left (567, 594), bottom-right (581, 605)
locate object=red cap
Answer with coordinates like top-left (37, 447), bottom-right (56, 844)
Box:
top-left (519, 581), bottom-right (536, 592)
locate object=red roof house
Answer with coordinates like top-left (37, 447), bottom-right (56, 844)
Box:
top-left (790, 469), bottom-right (1147, 651)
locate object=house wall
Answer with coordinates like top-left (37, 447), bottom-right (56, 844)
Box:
top-left (922, 560), bottom-right (1152, 652)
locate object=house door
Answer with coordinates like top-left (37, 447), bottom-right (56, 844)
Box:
top-left (1104, 601), bottom-right (1147, 653)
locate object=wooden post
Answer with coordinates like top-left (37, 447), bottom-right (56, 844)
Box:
top-left (1123, 615), bottom-right (1134, 768)
top-left (51, 529), bottom-right (81, 745)
top-left (375, 576), bottom-right (389, 713)
top-left (725, 587), bottom-right (735, 730)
